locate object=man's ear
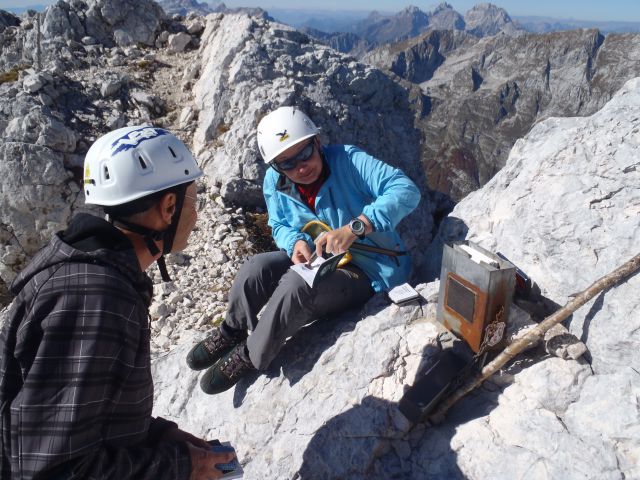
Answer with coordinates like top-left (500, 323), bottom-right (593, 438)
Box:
top-left (158, 192), bottom-right (177, 224)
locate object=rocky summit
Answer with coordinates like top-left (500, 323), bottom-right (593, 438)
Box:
top-left (151, 77), bottom-right (640, 480)
top-left (0, 1), bottom-right (639, 478)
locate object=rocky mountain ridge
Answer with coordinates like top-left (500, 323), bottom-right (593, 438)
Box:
top-left (300, 3), bottom-right (525, 56)
top-left (366, 28), bottom-right (640, 201)
top-left (515, 15), bottom-right (640, 34)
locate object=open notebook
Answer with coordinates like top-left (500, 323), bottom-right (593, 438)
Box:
top-left (290, 252), bottom-right (346, 288)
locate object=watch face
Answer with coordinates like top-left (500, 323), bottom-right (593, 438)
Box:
top-left (350, 219), bottom-right (365, 235)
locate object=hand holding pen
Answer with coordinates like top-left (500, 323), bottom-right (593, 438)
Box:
top-left (306, 231), bottom-right (327, 268)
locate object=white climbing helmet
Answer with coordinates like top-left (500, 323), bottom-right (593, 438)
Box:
top-left (83, 126), bottom-right (203, 206)
top-left (256, 106), bottom-right (320, 163)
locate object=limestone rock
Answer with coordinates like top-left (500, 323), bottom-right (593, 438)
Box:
top-left (416, 77), bottom-right (640, 478)
top-left (22, 73), bottom-right (46, 93)
top-left (435, 77), bottom-right (640, 374)
top-left (3, 107), bottom-right (77, 154)
top-left (152, 298), bottom-right (439, 479)
top-left (100, 78), bottom-right (121, 97)
top-left (544, 324), bottom-right (588, 360)
top-left (0, 142), bottom-right (75, 284)
top-left (168, 31), bottom-right (191, 52)
top-left (186, 18), bottom-right (205, 35)
top-left (43, 0), bottom-right (165, 47)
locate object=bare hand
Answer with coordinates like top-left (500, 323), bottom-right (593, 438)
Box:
top-left (291, 239), bottom-right (313, 264)
top-left (188, 442), bottom-right (237, 480)
top-left (314, 225), bottom-right (356, 258)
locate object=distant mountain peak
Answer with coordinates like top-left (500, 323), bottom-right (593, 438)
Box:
top-left (398, 6), bottom-right (429, 21)
top-left (433, 2), bottom-right (455, 13)
top-left (466, 2), bottom-right (513, 21)
top-left (464, 2), bottom-right (521, 36)
top-left (157, 0), bottom-right (215, 16)
top-left (402, 5), bottom-right (422, 14)
top-left (428, 2), bottom-right (465, 31)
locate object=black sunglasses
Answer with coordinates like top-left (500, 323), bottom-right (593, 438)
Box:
top-left (270, 141), bottom-right (315, 172)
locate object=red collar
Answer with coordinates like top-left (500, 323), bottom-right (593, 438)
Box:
top-left (295, 168), bottom-right (328, 212)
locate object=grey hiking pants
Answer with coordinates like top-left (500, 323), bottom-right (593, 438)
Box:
top-left (224, 250), bottom-right (375, 370)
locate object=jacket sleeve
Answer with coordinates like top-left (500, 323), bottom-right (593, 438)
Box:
top-left (263, 172), bottom-right (312, 256)
top-left (349, 148), bottom-right (421, 232)
top-left (12, 273), bottom-right (191, 480)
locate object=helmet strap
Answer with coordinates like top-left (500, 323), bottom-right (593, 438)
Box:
top-left (108, 182), bottom-right (190, 282)
top-left (154, 183), bottom-right (188, 282)
top-left (109, 182), bottom-right (192, 282)
top-left (110, 217), bottom-right (173, 282)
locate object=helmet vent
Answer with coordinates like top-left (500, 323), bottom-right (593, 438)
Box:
top-left (103, 165), bottom-right (110, 180)
top-left (138, 156), bottom-right (148, 169)
top-left (168, 146), bottom-right (177, 158)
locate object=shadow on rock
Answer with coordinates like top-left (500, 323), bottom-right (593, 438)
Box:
top-left (296, 329), bottom-right (548, 479)
top-left (296, 393), bottom-right (470, 480)
top-left (296, 396), bottom-right (411, 480)
top-left (232, 295), bottom-right (389, 407)
top-left (296, 338), bottom-right (503, 479)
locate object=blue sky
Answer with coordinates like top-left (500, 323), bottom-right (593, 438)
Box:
top-left (1, 1), bottom-right (639, 22)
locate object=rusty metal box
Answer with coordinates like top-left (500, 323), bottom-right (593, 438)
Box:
top-left (436, 241), bottom-right (516, 353)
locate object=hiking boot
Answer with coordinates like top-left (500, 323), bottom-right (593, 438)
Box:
top-left (186, 324), bottom-right (247, 371)
top-left (200, 341), bottom-right (256, 395)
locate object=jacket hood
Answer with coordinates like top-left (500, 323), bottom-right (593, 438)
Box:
top-left (10, 213), bottom-right (152, 304)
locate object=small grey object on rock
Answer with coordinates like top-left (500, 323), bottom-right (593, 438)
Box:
top-left (100, 79), bottom-right (121, 98)
top-left (22, 74), bottom-right (46, 93)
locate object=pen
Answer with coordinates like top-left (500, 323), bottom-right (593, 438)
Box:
top-left (305, 251), bottom-right (317, 269)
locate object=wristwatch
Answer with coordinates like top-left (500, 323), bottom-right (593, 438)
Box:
top-left (348, 218), bottom-right (366, 240)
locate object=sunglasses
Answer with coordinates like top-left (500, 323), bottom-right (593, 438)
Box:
top-left (270, 141), bottom-right (315, 172)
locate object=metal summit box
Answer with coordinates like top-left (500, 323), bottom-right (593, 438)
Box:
top-left (436, 241), bottom-right (516, 353)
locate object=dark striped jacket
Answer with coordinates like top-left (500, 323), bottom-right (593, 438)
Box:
top-left (0, 214), bottom-right (190, 479)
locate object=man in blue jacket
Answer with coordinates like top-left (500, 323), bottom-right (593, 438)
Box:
top-left (188, 106), bottom-right (421, 394)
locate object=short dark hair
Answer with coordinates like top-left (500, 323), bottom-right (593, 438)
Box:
top-left (103, 182), bottom-right (193, 220)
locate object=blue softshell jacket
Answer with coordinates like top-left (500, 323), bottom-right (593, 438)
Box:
top-left (263, 144), bottom-right (421, 293)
